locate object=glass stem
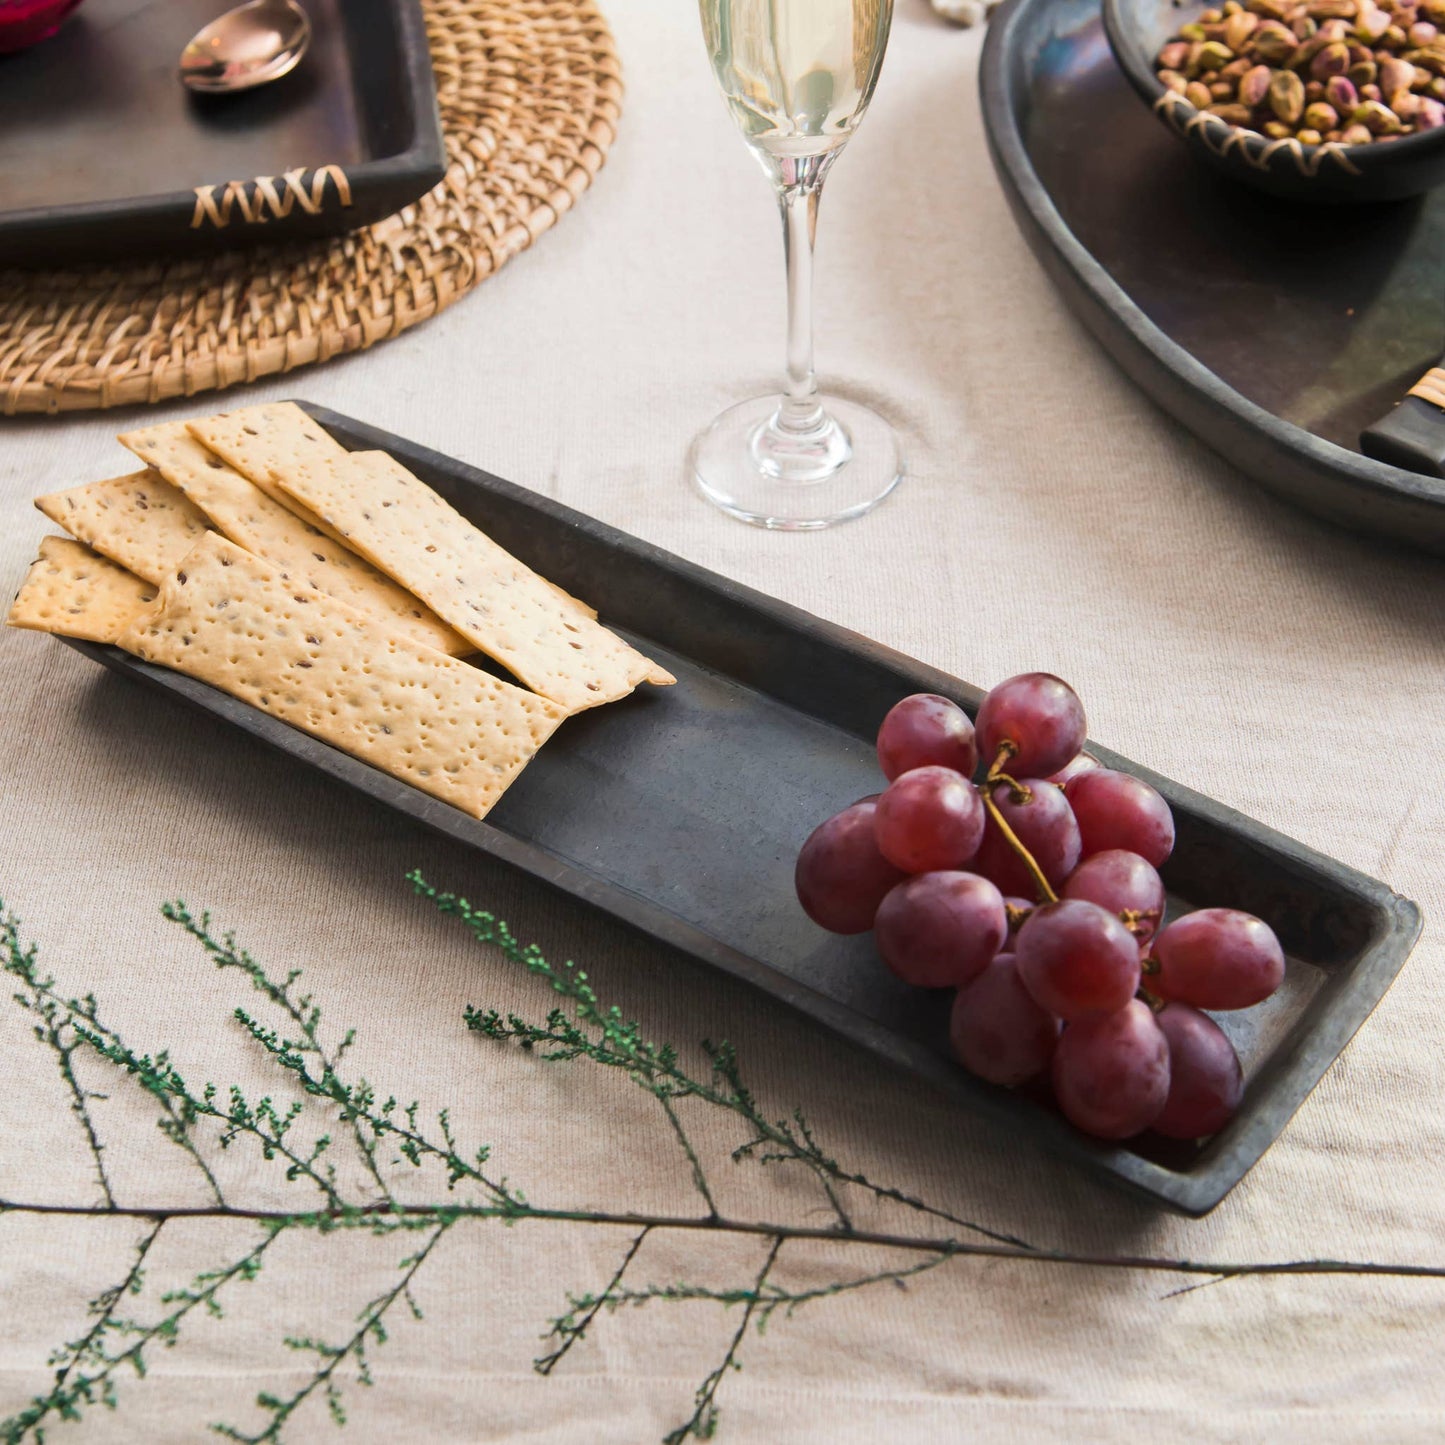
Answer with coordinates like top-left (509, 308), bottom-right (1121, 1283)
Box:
top-left (775, 155), bottom-right (831, 436)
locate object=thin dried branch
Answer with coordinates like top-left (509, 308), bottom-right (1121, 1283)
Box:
top-left (664, 1236), bottom-right (783, 1445)
top-left (2, 882), bottom-right (1442, 1445)
top-left (537, 1225), bottom-right (653, 1375)
top-left (213, 1223), bottom-right (452, 1442)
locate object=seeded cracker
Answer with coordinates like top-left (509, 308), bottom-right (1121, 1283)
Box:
top-left (188, 407), bottom-right (674, 711)
top-left (36, 470), bottom-right (210, 584)
top-left (6, 537), bottom-right (158, 644)
top-left (116, 533), bottom-right (566, 819)
top-left (118, 421), bottom-right (472, 657)
top-left (184, 404), bottom-right (356, 545)
top-left (188, 403), bottom-right (599, 619)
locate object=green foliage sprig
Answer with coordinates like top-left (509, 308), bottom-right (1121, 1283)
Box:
top-left (0, 878), bottom-right (1442, 1444)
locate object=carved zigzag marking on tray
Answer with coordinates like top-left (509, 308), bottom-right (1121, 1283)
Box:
top-left (190, 166), bottom-right (355, 230)
top-left (1153, 92), bottom-right (1363, 177)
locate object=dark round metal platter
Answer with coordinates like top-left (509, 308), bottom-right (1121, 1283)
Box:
top-left (980, 0), bottom-right (1445, 556)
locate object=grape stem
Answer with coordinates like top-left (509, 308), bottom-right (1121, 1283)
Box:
top-left (983, 739), bottom-right (1168, 1009)
top-left (1119, 908), bottom-right (1160, 938)
top-left (987, 743), bottom-right (1017, 778)
top-left (985, 743), bottom-right (1032, 804)
top-left (978, 783), bottom-right (1059, 906)
top-left (1004, 902), bottom-right (1034, 933)
top-left (1136, 953), bottom-right (1164, 1009)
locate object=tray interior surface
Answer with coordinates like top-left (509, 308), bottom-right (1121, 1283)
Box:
top-left (489, 645), bottom-right (1328, 1092)
top-left (61, 403), bottom-right (1419, 1211)
top-left (1013, 0), bottom-right (1445, 456)
top-left (0, 0), bottom-right (406, 213)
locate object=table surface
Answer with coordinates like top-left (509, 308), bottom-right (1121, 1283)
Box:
top-left (3, 2), bottom-right (1443, 1441)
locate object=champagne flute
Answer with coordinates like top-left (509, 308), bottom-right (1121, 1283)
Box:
top-left (692, 0), bottom-right (902, 529)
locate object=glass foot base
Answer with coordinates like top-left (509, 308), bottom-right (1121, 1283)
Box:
top-left (690, 394), bottom-right (903, 530)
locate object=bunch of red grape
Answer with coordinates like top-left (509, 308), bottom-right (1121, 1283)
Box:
top-left (794, 675), bottom-right (1286, 1143)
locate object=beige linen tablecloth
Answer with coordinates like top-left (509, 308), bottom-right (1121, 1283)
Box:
top-left (3, 2), bottom-right (1444, 1440)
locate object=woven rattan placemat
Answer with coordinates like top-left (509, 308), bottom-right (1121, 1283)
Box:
top-left (0, 0), bottom-right (620, 416)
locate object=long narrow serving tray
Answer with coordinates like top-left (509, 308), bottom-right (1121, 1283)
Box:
top-left (0, 0), bottom-right (443, 265)
top-left (980, 0), bottom-right (1445, 556)
top-left (63, 401), bottom-right (1422, 1215)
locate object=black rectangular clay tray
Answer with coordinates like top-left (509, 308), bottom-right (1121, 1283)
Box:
top-left (63, 401), bottom-right (1423, 1215)
top-left (0, 0), bottom-right (444, 266)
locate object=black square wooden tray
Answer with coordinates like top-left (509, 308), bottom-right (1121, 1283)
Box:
top-left (0, 0), bottom-right (444, 266)
top-left (61, 401), bottom-right (1423, 1215)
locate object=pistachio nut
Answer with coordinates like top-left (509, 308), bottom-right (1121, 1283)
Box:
top-left (1296, 125), bottom-right (1325, 141)
top-left (1178, 21), bottom-right (1208, 41)
top-left (1160, 69), bottom-right (1190, 93)
top-left (1406, 41), bottom-right (1445, 72)
top-left (1411, 19), bottom-right (1441, 40)
top-left (1418, 94), bottom-right (1445, 122)
top-left (1361, 80), bottom-right (1383, 95)
top-left (1353, 95), bottom-right (1406, 127)
top-left (1253, 19), bottom-right (1300, 57)
top-left (1348, 58), bottom-right (1379, 83)
top-left (1325, 73), bottom-right (1360, 106)
top-left (1385, 22), bottom-right (1409, 42)
top-left (1305, 0), bottom-right (1356, 15)
top-left (1197, 39), bottom-right (1236, 68)
top-left (1341, 120), bottom-right (1375, 139)
top-left (1225, 10), bottom-right (1260, 47)
top-left (1304, 99), bottom-right (1340, 125)
top-left (1310, 39), bottom-right (1352, 74)
top-left (1292, 29), bottom-right (1335, 66)
top-left (1201, 5), bottom-right (1223, 20)
top-left (1240, 62), bottom-right (1274, 103)
top-left (1394, 87), bottom-right (1423, 114)
top-left (1247, 0), bottom-right (1292, 17)
top-left (1157, 40), bottom-right (1191, 69)
top-left (1269, 65), bottom-right (1308, 119)
top-left (1208, 102), bottom-right (1255, 123)
top-left (1292, 13), bottom-right (1319, 38)
top-left (1378, 55), bottom-right (1415, 90)
top-left (1186, 79), bottom-right (1216, 106)
top-left (1354, 4), bottom-right (1393, 37)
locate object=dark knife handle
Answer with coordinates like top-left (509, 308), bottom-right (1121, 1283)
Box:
top-left (1360, 365), bottom-right (1445, 478)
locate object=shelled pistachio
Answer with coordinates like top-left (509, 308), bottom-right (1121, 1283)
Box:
top-left (1155, 0), bottom-right (1445, 143)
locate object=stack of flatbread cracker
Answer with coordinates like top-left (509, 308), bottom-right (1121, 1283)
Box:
top-left (7, 403), bottom-right (674, 820)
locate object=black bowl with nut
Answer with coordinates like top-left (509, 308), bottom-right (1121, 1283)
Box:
top-left (1103, 0), bottom-right (1445, 200)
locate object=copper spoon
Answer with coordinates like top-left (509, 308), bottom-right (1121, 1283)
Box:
top-left (179, 0), bottom-right (311, 94)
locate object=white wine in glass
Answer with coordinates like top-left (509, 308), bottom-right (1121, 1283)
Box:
top-left (692, 0), bottom-right (902, 529)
